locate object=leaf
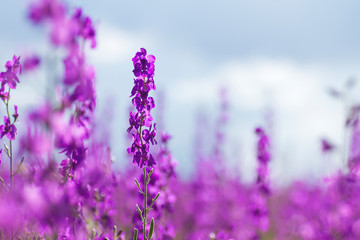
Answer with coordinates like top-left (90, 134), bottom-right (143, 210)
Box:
top-left (136, 204), bottom-right (144, 222)
top-left (148, 218), bottom-right (155, 240)
top-left (152, 193), bottom-right (160, 203)
top-left (147, 168), bottom-right (153, 179)
top-left (148, 193), bottom-right (160, 210)
top-left (133, 228), bottom-right (138, 240)
top-left (135, 178), bottom-right (144, 195)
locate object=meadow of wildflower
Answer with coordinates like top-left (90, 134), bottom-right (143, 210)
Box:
top-left (0, 0), bottom-right (359, 240)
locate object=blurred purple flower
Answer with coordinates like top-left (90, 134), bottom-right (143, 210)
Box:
top-left (321, 138), bottom-right (335, 153)
top-left (22, 55), bottom-right (40, 72)
top-left (0, 116), bottom-right (17, 140)
top-left (0, 55), bottom-right (21, 89)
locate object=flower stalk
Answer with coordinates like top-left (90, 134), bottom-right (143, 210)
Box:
top-left (127, 48), bottom-right (159, 239)
top-left (0, 56), bottom-right (21, 190)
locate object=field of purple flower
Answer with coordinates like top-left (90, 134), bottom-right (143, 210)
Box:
top-left (0, 0), bottom-right (359, 240)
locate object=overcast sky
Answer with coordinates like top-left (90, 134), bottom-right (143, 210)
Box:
top-left (1, 0), bottom-right (360, 185)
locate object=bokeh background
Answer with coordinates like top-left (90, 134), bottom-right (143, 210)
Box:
top-left (1, 0), bottom-right (360, 185)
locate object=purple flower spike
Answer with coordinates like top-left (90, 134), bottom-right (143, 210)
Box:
top-left (251, 127), bottom-right (272, 235)
top-left (128, 48), bottom-right (157, 168)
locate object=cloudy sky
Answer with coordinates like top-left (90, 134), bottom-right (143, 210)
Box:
top-left (1, 0), bottom-right (360, 185)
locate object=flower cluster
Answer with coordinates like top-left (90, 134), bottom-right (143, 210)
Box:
top-left (0, 55), bottom-right (22, 190)
top-left (147, 132), bottom-right (177, 239)
top-left (30, 1), bottom-right (96, 49)
top-left (248, 127), bottom-right (272, 238)
top-left (0, 54), bottom-right (21, 140)
top-left (127, 48), bottom-right (157, 168)
top-left (348, 107), bottom-right (360, 174)
top-left (0, 55), bottom-right (21, 91)
top-left (255, 127), bottom-right (271, 194)
top-left (29, 0), bottom-right (97, 179)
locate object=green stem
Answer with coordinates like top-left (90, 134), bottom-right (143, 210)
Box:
top-left (135, 84), bottom-right (151, 239)
top-left (5, 89), bottom-right (13, 189)
top-left (143, 166), bottom-right (147, 240)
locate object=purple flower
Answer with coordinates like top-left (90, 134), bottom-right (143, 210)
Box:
top-left (147, 96), bottom-right (155, 110)
top-left (22, 55), bottom-right (40, 72)
top-left (5, 55), bottom-right (21, 74)
top-left (29, 0), bottom-right (98, 180)
top-left (20, 126), bottom-right (52, 156)
top-left (251, 127), bottom-right (272, 234)
top-left (143, 123), bottom-right (157, 145)
top-left (255, 127), bottom-right (271, 194)
top-left (0, 85), bottom-right (9, 101)
top-left (0, 116), bottom-right (17, 140)
top-left (0, 55), bottom-right (21, 89)
top-left (321, 138), bottom-right (335, 153)
top-left (255, 127), bottom-right (271, 164)
top-left (132, 48), bottom-right (156, 90)
top-left (148, 154), bottom-right (156, 167)
top-left (127, 112), bottom-right (140, 132)
top-left (161, 131), bottom-right (171, 143)
top-left (29, 0), bottom-right (65, 23)
top-left (13, 105), bottom-right (19, 122)
top-left (72, 8), bottom-right (96, 48)
top-left (128, 48), bottom-right (157, 168)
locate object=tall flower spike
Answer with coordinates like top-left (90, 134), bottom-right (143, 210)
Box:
top-left (255, 127), bottom-right (271, 194)
top-left (128, 49), bottom-right (160, 240)
top-left (0, 55), bottom-right (22, 192)
top-left (250, 127), bottom-right (272, 238)
top-left (127, 48), bottom-right (157, 168)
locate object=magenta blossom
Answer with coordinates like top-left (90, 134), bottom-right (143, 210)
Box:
top-left (22, 55), bottom-right (40, 72)
top-left (127, 48), bottom-right (157, 168)
top-left (0, 55), bottom-right (21, 89)
top-left (0, 116), bottom-right (17, 140)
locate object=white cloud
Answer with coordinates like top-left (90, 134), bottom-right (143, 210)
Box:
top-left (169, 58), bottom-right (352, 183)
top-left (89, 24), bottom-right (151, 64)
top-left (171, 58), bottom-right (335, 110)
